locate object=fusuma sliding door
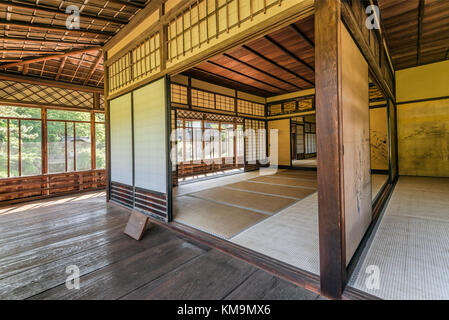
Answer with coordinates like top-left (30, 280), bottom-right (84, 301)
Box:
top-left (109, 93), bottom-right (134, 208)
top-left (108, 77), bottom-right (172, 222)
top-left (133, 77), bottom-right (171, 221)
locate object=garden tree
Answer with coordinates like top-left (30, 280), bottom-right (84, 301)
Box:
top-left (0, 106), bottom-right (41, 178)
top-left (0, 106), bottom-right (105, 178)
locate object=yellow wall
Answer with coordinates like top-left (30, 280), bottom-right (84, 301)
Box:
top-left (268, 119), bottom-right (291, 166)
top-left (397, 99), bottom-right (449, 177)
top-left (396, 60), bottom-right (449, 103)
top-left (370, 107), bottom-right (389, 171)
top-left (396, 61), bottom-right (449, 177)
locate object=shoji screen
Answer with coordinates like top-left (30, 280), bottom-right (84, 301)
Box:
top-left (109, 93), bottom-right (133, 207)
top-left (133, 77), bottom-right (170, 221)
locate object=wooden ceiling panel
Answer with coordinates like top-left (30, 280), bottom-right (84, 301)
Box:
top-left (379, 0), bottom-right (449, 70)
top-left (188, 15), bottom-right (315, 97)
top-left (0, 0), bottom-right (148, 89)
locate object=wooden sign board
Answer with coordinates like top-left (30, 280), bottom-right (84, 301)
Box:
top-left (124, 211), bottom-right (150, 240)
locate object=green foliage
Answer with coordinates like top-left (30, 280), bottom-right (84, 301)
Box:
top-left (0, 107), bottom-right (106, 177)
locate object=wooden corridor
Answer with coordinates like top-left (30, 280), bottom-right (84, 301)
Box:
top-left (0, 192), bottom-right (321, 300)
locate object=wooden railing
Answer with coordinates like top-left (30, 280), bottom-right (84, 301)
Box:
top-left (177, 157), bottom-right (244, 179)
top-left (0, 169), bottom-right (106, 205)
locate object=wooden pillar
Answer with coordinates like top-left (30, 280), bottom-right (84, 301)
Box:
top-left (90, 110), bottom-right (96, 171)
top-left (104, 52), bottom-right (111, 201)
top-left (315, 0), bottom-right (347, 299)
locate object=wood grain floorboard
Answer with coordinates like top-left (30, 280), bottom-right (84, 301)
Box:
top-left (1, 227), bottom-right (169, 300)
top-left (30, 235), bottom-right (206, 300)
top-left (0, 192), bottom-right (321, 300)
top-left (121, 250), bottom-right (258, 300)
top-left (224, 269), bottom-right (320, 300)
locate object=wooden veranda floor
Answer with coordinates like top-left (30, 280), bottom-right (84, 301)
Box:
top-left (0, 191), bottom-right (321, 300)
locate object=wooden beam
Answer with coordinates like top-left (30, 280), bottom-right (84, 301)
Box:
top-left (315, 0), bottom-right (346, 300)
top-left (0, 72), bottom-right (103, 93)
top-left (84, 52), bottom-right (103, 85)
top-left (0, 36), bottom-right (100, 46)
top-left (341, 2), bottom-right (394, 101)
top-left (0, 46), bottom-right (101, 69)
top-left (242, 44), bottom-right (314, 86)
top-left (104, 0), bottom-right (164, 53)
top-left (55, 57), bottom-right (68, 80)
top-left (290, 23), bottom-right (315, 48)
top-left (0, 49), bottom-right (59, 54)
top-left (221, 53), bottom-right (303, 90)
top-left (205, 60), bottom-right (289, 93)
top-left (417, 0), bottom-right (425, 65)
top-left (0, 19), bottom-right (115, 38)
top-left (0, 1), bottom-right (128, 25)
top-left (191, 67), bottom-right (275, 96)
top-left (107, 0), bottom-right (146, 10)
top-left (0, 98), bottom-right (103, 111)
top-left (264, 35), bottom-right (315, 72)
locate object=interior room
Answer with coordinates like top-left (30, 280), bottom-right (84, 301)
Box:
top-left (169, 14), bottom-right (322, 275)
top-left (1, 0), bottom-right (448, 301)
top-left (168, 13), bottom-right (393, 278)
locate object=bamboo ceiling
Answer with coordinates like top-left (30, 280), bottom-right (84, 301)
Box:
top-left (378, 0), bottom-right (449, 70)
top-left (0, 0), bottom-right (148, 88)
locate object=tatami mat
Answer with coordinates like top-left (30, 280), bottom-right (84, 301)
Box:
top-left (249, 176), bottom-right (318, 188)
top-left (231, 193), bottom-right (320, 275)
top-left (174, 171), bottom-right (260, 197)
top-left (174, 196), bottom-right (267, 239)
top-left (189, 187), bottom-right (297, 214)
top-left (224, 181), bottom-right (316, 199)
top-left (348, 176), bottom-right (449, 299)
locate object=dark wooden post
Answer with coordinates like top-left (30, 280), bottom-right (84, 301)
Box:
top-left (315, 0), bottom-right (347, 299)
top-left (104, 52), bottom-right (111, 201)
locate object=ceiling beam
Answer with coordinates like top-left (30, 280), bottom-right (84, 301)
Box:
top-left (0, 1), bottom-right (128, 25)
top-left (0, 36), bottom-right (101, 46)
top-left (0, 49), bottom-right (57, 54)
top-left (242, 44), bottom-right (314, 86)
top-left (290, 24), bottom-right (315, 48)
top-left (0, 46), bottom-right (101, 69)
top-left (0, 19), bottom-right (115, 38)
top-left (104, 0), bottom-right (164, 53)
top-left (55, 56), bottom-right (68, 80)
top-left (264, 35), bottom-right (315, 72)
top-left (221, 53), bottom-right (303, 90)
top-left (191, 67), bottom-right (275, 96)
top-left (84, 52), bottom-right (103, 85)
top-left (205, 60), bottom-right (289, 93)
top-left (106, 0), bottom-right (146, 10)
top-left (0, 72), bottom-right (103, 93)
top-left (417, 0), bottom-right (425, 65)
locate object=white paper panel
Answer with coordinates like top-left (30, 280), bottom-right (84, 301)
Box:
top-left (133, 78), bottom-right (167, 193)
top-left (110, 93), bottom-right (133, 185)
